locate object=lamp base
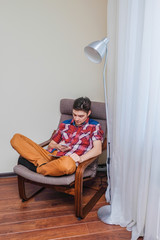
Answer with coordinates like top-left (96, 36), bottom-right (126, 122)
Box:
top-left (98, 205), bottom-right (112, 224)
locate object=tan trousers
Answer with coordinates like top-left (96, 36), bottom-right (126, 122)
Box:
top-left (10, 134), bottom-right (76, 176)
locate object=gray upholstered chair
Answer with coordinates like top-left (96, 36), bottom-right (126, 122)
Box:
top-left (14, 98), bottom-right (107, 219)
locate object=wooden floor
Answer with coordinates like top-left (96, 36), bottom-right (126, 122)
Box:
top-left (0, 173), bottom-right (132, 240)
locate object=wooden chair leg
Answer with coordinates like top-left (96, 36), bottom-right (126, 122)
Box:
top-left (17, 175), bottom-right (44, 201)
top-left (82, 186), bottom-right (106, 218)
top-left (74, 173), bottom-right (106, 219)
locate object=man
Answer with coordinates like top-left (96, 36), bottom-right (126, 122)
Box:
top-left (11, 97), bottom-right (103, 176)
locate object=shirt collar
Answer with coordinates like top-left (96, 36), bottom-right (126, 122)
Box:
top-left (71, 117), bottom-right (89, 127)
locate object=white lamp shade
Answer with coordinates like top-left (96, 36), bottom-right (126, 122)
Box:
top-left (84, 37), bottom-right (109, 64)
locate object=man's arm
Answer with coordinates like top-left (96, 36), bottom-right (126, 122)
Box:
top-left (70, 140), bottom-right (102, 163)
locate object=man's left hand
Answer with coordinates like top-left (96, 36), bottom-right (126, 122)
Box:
top-left (70, 153), bottom-right (82, 163)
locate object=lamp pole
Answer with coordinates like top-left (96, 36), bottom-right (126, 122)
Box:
top-left (84, 37), bottom-right (111, 201)
top-left (103, 46), bottom-right (111, 201)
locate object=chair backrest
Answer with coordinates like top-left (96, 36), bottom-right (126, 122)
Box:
top-left (59, 98), bottom-right (107, 140)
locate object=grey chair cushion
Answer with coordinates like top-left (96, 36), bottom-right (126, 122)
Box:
top-left (14, 163), bottom-right (97, 186)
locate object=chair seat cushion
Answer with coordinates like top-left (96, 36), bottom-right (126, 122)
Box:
top-left (13, 164), bottom-right (96, 186)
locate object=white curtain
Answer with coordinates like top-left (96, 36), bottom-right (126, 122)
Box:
top-left (98, 0), bottom-right (160, 239)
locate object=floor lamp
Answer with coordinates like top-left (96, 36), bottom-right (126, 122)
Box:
top-left (84, 37), bottom-right (111, 201)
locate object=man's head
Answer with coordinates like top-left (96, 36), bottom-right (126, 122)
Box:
top-left (72, 97), bottom-right (91, 126)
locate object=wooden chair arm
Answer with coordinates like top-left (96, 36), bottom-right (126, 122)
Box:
top-left (102, 138), bottom-right (107, 151)
top-left (38, 130), bottom-right (57, 147)
top-left (75, 137), bottom-right (107, 175)
top-left (39, 139), bottom-right (51, 147)
top-left (74, 140), bottom-right (107, 218)
top-left (74, 156), bottom-right (97, 218)
top-left (76, 157), bottom-right (97, 177)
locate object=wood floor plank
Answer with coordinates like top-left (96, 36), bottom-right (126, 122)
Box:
top-left (0, 212), bottom-right (99, 234)
top-left (0, 223), bottom-right (89, 240)
top-left (0, 177), bottom-right (17, 185)
top-left (0, 201), bottom-right (105, 225)
top-left (0, 190), bottom-right (106, 218)
top-left (0, 223), bottom-right (132, 240)
top-left (50, 230), bottom-right (131, 240)
top-left (0, 175), bottom-right (136, 240)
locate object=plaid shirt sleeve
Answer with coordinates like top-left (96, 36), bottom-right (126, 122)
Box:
top-left (52, 123), bottom-right (64, 143)
top-left (92, 123), bottom-right (104, 142)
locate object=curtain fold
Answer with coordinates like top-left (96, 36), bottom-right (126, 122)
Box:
top-left (98, 0), bottom-right (160, 239)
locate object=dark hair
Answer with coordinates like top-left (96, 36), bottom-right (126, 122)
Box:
top-left (73, 97), bottom-right (91, 113)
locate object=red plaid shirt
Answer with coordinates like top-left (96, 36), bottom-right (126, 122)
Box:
top-left (52, 117), bottom-right (103, 157)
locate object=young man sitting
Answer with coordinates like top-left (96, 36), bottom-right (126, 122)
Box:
top-left (10, 97), bottom-right (103, 176)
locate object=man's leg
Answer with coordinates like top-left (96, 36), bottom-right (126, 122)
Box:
top-left (10, 133), bottom-right (52, 167)
top-left (37, 156), bottom-right (76, 176)
top-left (18, 156), bottom-right (37, 172)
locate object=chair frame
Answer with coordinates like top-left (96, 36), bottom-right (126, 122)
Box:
top-left (17, 138), bottom-right (107, 219)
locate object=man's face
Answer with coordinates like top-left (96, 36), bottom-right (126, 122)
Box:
top-left (72, 109), bottom-right (91, 126)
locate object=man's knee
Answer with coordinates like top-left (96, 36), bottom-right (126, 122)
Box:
top-left (60, 156), bottom-right (76, 175)
top-left (37, 156), bottom-right (76, 176)
top-left (10, 133), bottom-right (21, 148)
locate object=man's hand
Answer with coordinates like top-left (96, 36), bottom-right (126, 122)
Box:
top-left (69, 140), bottom-right (102, 163)
top-left (48, 140), bottom-right (56, 151)
top-left (48, 140), bottom-right (71, 152)
top-left (57, 144), bottom-right (71, 152)
top-left (70, 153), bottom-right (81, 163)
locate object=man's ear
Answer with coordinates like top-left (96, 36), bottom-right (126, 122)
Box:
top-left (88, 110), bottom-right (91, 117)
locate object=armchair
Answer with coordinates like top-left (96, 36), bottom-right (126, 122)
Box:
top-left (13, 99), bottom-right (107, 219)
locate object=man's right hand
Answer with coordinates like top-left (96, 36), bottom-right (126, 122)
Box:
top-left (57, 144), bottom-right (71, 152)
top-left (48, 140), bottom-right (71, 152)
top-left (48, 140), bottom-right (56, 151)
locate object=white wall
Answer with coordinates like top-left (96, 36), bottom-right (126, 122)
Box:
top-left (0, 0), bottom-right (107, 173)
